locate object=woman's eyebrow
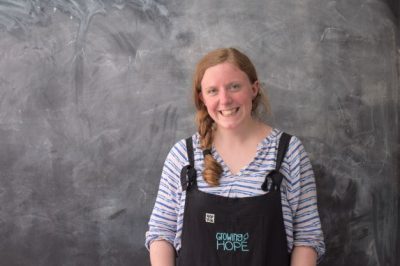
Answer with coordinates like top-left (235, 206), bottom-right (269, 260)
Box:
top-left (225, 81), bottom-right (240, 86)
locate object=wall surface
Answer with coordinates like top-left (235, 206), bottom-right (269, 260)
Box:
top-left (0, 0), bottom-right (398, 265)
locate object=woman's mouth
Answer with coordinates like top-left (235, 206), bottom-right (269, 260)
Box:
top-left (219, 107), bottom-right (239, 117)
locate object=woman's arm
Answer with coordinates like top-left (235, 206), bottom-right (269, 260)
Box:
top-left (286, 136), bottom-right (325, 262)
top-left (145, 141), bottom-right (186, 264)
top-left (291, 246), bottom-right (317, 266)
top-left (150, 240), bottom-right (175, 266)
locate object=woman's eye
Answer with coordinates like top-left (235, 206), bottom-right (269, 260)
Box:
top-left (206, 88), bottom-right (217, 95)
top-left (230, 83), bottom-right (241, 90)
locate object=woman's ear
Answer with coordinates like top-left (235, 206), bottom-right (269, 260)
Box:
top-left (252, 81), bottom-right (260, 98)
top-left (199, 91), bottom-right (205, 105)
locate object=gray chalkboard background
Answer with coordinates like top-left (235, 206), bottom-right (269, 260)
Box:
top-left (0, 0), bottom-right (398, 265)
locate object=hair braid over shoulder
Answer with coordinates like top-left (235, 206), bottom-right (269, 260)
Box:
top-left (195, 109), bottom-right (222, 186)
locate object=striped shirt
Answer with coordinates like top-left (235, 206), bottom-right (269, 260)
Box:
top-left (145, 128), bottom-right (325, 260)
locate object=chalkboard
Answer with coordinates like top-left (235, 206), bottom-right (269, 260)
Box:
top-left (0, 0), bottom-right (398, 265)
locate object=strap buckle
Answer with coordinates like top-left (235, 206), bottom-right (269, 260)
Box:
top-left (180, 165), bottom-right (197, 191)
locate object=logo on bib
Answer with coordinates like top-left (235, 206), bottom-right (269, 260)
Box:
top-left (216, 232), bottom-right (250, 252)
top-left (205, 213), bottom-right (215, 223)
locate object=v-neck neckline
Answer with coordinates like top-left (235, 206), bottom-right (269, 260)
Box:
top-left (210, 128), bottom-right (279, 177)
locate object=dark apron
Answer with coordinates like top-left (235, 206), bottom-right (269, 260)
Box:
top-left (177, 133), bottom-right (292, 266)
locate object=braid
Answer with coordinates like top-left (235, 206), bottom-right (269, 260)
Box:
top-left (196, 109), bottom-right (223, 186)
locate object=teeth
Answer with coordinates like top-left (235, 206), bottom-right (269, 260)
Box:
top-left (220, 108), bottom-right (238, 116)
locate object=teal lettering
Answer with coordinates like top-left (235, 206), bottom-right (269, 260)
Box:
top-left (216, 240), bottom-right (224, 250)
top-left (241, 242), bottom-right (249, 252)
top-left (225, 241), bottom-right (233, 251)
top-left (215, 232), bottom-right (250, 252)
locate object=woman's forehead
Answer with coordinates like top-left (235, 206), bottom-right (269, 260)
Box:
top-left (202, 63), bottom-right (248, 82)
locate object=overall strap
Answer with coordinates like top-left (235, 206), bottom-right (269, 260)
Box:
top-left (261, 132), bottom-right (292, 192)
top-left (186, 137), bottom-right (195, 167)
top-left (180, 137), bottom-right (197, 191)
top-left (275, 132), bottom-right (292, 170)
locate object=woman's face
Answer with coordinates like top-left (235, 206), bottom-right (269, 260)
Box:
top-left (200, 62), bottom-right (259, 131)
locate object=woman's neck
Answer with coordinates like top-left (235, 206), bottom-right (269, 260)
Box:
top-left (213, 119), bottom-right (271, 148)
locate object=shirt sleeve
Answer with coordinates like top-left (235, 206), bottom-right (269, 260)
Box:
top-left (145, 140), bottom-right (185, 251)
top-left (286, 136), bottom-right (325, 261)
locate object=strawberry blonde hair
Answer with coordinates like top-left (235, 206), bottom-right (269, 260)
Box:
top-left (192, 48), bottom-right (270, 186)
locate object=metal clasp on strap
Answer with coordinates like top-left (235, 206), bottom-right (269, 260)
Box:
top-left (180, 165), bottom-right (197, 191)
top-left (262, 170), bottom-right (284, 192)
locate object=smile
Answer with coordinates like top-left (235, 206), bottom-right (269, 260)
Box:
top-left (219, 107), bottom-right (239, 117)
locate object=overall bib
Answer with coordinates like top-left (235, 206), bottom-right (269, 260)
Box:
top-left (177, 133), bottom-right (292, 266)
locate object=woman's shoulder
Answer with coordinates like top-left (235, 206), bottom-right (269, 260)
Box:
top-left (269, 128), bottom-right (302, 147)
top-left (166, 132), bottom-right (201, 163)
top-left (267, 129), bottom-right (313, 189)
top-left (258, 127), bottom-right (295, 147)
top-left (261, 128), bottom-right (306, 163)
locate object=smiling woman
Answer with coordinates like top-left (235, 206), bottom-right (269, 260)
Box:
top-left (145, 48), bottom-right (325, 266)
top-left (200, 62), bottom-right (258, 132)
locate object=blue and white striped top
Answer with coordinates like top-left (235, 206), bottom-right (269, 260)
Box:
top-left (145, 128), bottom-right (325, 260)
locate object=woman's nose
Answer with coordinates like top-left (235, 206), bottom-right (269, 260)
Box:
top-left (219, 89), bottom-right (232, 105)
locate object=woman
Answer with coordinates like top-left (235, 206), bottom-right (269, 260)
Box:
top-left (145, 48), bottom-right (325, 265)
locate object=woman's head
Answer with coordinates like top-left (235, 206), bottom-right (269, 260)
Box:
top-left (193, 48), bottom-right (266, 115)
top-left (192, 48), bottom-right (270, 186)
